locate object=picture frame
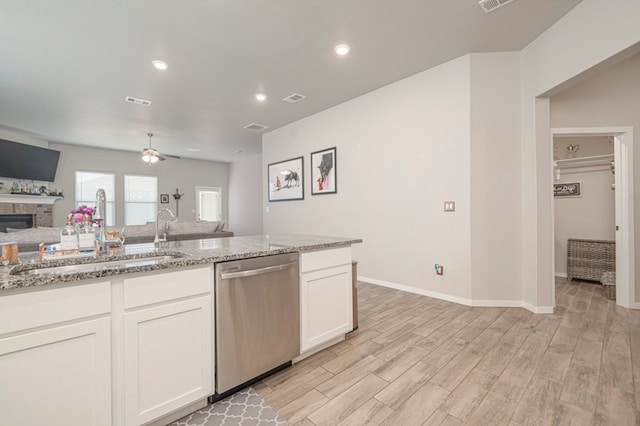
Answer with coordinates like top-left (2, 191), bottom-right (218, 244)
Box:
top-left (554, 182), bottom-right (582, 198)
top-left (311, 147), bottom-right (337, 195)
top-left (160, 193), bottom-right (170, 204)
top-left (268, 156), bottom-right (304, 201)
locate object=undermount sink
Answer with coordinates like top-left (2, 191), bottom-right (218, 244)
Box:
top-left (11, 252), bottom-right (190, 276)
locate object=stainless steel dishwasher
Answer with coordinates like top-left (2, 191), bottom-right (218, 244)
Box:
top-left (215, 252), bottom-right (300, 395)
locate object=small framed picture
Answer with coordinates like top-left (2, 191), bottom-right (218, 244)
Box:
top-left (160, 194), bottom-right (170, 204)
top-left (268, 156), bottom-right (304, 201)
top-left (311, 147), bottom-right (337, 195)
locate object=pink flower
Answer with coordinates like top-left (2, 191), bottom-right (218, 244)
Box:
top-left (70, 205), bottom-right (94, 222)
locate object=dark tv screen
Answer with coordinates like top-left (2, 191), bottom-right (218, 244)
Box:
top-left (0, 138), bottom-right (60, 182)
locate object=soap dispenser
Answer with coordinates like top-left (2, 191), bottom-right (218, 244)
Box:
top-left (78, 215), bottom-right (96, 251)
top-left (60, 214), bottom-right (78, 251)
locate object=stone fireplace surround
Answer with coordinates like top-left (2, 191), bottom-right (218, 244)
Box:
top-left (0, 195), bottom-right (61, 230)
top-left (0, 214), bottom-right (34, 232)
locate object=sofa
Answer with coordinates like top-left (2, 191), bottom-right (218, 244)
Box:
top-left (0, 220), bottom-right (233, 252)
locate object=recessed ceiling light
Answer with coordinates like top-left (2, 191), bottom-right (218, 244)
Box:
top-left (234, 150), bottom-right (244, 154)
top-left (185, 148), bottom-right (200, 152)
top-left (334, 44), bottom-right (350, 56)
top-left (152, 60), bottom-right (168, 70)
top-left (255, 93), bottom-right (267, 102)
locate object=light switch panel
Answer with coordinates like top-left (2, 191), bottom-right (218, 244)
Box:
top-left (444, 201), bottom-right (456, 212)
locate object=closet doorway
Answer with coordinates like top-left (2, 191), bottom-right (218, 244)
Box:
top-left (551, 127), bottom-right (635, 309)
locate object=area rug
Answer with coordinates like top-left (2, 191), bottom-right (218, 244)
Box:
top-left (170, 387), bottom-right (288, 426)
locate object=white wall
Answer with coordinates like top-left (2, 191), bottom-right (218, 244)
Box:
top-left (228, 154), bottom-right (263, 235)
top-left (50, 143), bottom-right (229, 227)
top-left (469, 52), bottom-right (522, 302)
top-left (553, 137), bottom-right (615, 276)
top-left (263, 55), bottom-right (474, 301)
top-left (550, 52), bottom-right (640, 299)
top-left (520, 0), bottom-right (640, 309)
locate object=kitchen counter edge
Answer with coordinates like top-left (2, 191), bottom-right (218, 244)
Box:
top-left (0, 234), bottom-right (362, 292)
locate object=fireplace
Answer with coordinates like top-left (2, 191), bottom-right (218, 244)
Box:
top-left (0, 214), bottom-right (34, 233)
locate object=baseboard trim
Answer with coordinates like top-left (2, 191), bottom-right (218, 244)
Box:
top-left (358, 276), bottom-right (554, 314)
top-left (555, 272), bottom-right (568, 278)
top-left (359, 276), bottom-right (472, 306)
top-left (522, 302), bottom-right (555, 314)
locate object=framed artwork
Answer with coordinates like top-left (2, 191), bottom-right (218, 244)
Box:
top-left (268, 156), bottom-right (304, 201)
top-left (160, 194), bottom-right (170, 204)
top-left (554, 182), bottom-right (582, 198)
top-left (311, 147), bottom-right (337, 195)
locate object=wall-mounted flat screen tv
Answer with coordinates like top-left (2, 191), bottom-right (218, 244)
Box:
top-left (0, 138), bottom-right (61, 182)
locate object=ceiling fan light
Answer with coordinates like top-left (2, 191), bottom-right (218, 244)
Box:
top-left (142, 133), bottom-right (162, 165)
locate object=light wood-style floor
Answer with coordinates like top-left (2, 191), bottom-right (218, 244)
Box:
top-left (255, 278), bottom-right (640, 425)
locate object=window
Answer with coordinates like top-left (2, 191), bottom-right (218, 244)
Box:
top-left (125, 175), bottom-right (158, 225)
top-left (75, 171), bottom-right (115, 226)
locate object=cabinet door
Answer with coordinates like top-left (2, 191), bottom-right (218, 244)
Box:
top-left (0, 317), bottom-right (111, 426)
top-left (123, 295), bottom-right (212, 426)
top-left (300, 264), bottom-right (352, 352)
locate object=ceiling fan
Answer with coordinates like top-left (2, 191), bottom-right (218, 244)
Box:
top-left (141, 132), bottom-right (165, 164)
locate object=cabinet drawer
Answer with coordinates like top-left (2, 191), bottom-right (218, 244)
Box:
top-left (124, 265), bottom-right (212, 309)
top-left (0, 281), bottom-right (111, 335)
top-left (300, 246), bottom-right (352, 273)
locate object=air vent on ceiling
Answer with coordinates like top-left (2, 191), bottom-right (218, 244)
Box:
top-left (244, 123), bottom-right (269, 131)
top-left (125, 96), bottom-right (152, 107)
top-left (282, 93), bottom-right (306, 104)
top-left (478, 0), bottom-right (515, 13)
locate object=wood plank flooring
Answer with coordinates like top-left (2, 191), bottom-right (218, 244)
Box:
top-left (255, 278), bottom-right (640, 425)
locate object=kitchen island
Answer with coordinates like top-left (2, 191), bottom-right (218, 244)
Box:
top-left (0, 234), bottom-right (361, 426)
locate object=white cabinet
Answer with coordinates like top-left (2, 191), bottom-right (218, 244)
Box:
top-left (300, 247), bottom-right (353, 353)
top-left (0, 282), bottom-right (112, 426)
top-left (121, 266), bottom-right (213, 426)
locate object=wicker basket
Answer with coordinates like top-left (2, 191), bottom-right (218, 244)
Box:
top-left (567, 239), bottom-right (615, 282)
top-left (601, 271), bottom-right (616, 300)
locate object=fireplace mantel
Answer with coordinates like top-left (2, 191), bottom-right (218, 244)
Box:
top-left (0, 194), bottom-right (63, 205)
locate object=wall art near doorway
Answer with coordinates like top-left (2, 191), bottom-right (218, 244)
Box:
top-left (554, 182), bottom-right (582, 198)
top-left (160, 194), bottom-right (170, 204)
top-left (311, 147), bottom-right (337, 195)
top-left (268, 156), bottom-right (304, 201)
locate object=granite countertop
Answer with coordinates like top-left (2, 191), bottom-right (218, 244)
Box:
top-left (0, 234), bottom-right (362, 292)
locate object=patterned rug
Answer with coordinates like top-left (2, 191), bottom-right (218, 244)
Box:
top-left (170, 387), bottom-right (287, 426)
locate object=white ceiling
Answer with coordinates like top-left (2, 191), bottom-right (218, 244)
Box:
top-left (0, 0), bottom-right (582, 163)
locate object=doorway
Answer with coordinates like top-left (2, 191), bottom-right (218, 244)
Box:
top-left (195, 186), bottom-right (222, 222)
top-left (550, 127), bottom-right (635, 309)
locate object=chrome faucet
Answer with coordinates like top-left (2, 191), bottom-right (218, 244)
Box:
top-left (93, 188), bottom-right (107, 252)
top-left (154, 208), bottom-right (176, 249)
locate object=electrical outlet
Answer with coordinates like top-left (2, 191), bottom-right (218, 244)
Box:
top-left (444, 201), bottom-right (455, 212)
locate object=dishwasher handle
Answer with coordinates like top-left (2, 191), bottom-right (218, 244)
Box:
top-left (220, 261), bottom-right (298, 280)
